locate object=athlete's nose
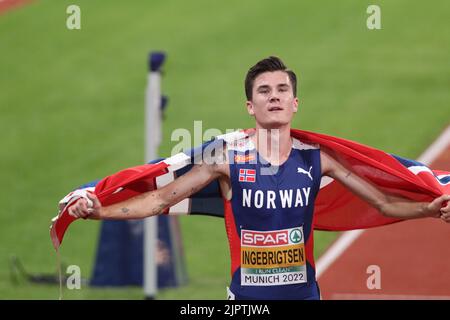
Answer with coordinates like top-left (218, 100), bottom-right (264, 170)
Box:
top-left (269, 95), bottom-right (280, 103)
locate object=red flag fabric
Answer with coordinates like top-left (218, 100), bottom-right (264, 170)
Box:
top-left (292, 130), bottom-right (447, 230)
top-left (50, 163), bottom-right (168, 249)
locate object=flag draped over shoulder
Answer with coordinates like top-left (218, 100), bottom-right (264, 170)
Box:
top-left (50, 129), bottom-right (450, 250)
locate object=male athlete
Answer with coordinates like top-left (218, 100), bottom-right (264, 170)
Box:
top-left (68, 56), bottom-right (450, 300)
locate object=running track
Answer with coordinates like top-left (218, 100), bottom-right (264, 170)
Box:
top-left (0, 0), bottom-right (31, 15)
top-left (317, 126), bottom-right (450, 300)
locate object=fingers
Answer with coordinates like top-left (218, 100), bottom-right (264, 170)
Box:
top-left (439, 194), bottom-right (450, 223)
top-left (67, 199), bottom-right (91, 219)
top-left (79, 199), bottom-right (90, 219)
top-left (68, 204), bottom-right (80, 218)
top-left (434, 194), bottom-right (450, 204)
top-left (439, 195), bottom-right (450, 212)
top-left (429, 194), bottom-right (449, 212)
top-left (441, 213), bottom-right (450, 223)
top-left (86, 191), bottom-right (101, 209)
top-left (440, 199), bottom-right (450, 211)
top-left (66, 193), bottom-right (101, 219)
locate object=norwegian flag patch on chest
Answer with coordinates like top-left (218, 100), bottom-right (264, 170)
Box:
top-left (239, 168), bottom-right (256, 183)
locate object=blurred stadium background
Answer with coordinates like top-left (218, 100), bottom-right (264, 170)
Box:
top-left (0, 0), bottom-right (449, 299)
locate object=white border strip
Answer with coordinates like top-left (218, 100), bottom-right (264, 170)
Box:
top-left (330, 293), bottom-right (450, 300)
top-left (316, 125), bottom-right (450, 279)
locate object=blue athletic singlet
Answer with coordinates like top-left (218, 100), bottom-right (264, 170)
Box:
top-left (224, 136), bottom-right (322, 300)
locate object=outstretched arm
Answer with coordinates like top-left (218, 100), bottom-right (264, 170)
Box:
top-left (320, 149), bottom-right (450, 222)
top-left (68, 162), bottom-right (223, 220)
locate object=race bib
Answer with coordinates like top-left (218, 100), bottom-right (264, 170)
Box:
top-left (240, 227), bottom-right (307, 286)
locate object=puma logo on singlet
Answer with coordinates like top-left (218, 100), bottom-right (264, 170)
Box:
top-left (297, 166), bottom-right (313, 181)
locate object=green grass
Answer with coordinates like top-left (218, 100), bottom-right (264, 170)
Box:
top-left (0, 0), bottom-right (449, 299)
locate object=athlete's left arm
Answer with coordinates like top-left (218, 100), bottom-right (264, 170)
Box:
top-left (320, 149), bottom-right (450, 222)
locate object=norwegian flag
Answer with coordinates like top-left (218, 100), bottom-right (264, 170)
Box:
top-left (239, 169), bottom-right (256, 183)
top-left (50, 128), bottom-right (450, 250)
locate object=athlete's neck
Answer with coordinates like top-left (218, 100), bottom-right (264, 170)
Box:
top-left (252, 124), bottom-right (292, 166)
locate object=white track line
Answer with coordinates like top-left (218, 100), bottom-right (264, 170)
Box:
top-left (417, 126), bottom-right (450, 164)
top-left (316, 125), bottom-right (450, 279)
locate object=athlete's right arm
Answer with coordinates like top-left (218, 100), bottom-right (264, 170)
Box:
top-left (68, 162), bottom-right (223, 220)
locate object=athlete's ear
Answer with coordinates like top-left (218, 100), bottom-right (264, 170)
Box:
top-left (246, 101), bottom-right (255, 116)
top-left (293, 97), bottom-right (299, 113)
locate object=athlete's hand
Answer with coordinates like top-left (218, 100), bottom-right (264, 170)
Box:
top-left (425, 194), bottom-right (450, 222)
top-left (68, 192), bottom-right (102, 219)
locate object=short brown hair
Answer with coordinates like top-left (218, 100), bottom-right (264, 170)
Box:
top-left (245, 56), bottom-right (297, 100)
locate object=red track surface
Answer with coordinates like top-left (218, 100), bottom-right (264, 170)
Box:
top-left (0, 0), bottom-right (31, 15)
top-left (318, 133), bottom-right (450, 300)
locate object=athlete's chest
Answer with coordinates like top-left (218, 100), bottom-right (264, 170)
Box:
top-left (234, 152), bottom-right (316, 210)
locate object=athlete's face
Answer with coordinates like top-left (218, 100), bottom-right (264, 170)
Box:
top-left (246, 71), bottom-right (298, 129)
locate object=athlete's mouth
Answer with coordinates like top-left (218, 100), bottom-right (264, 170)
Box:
top-left (268, 106), bottom-right (283, 111)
